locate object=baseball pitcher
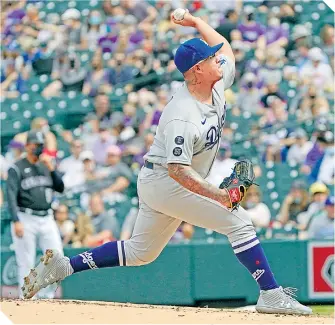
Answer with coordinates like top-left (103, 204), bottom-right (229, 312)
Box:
top-left (21, 10), bottom-right (311, 315)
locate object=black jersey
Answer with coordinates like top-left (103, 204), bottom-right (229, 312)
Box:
top-left (6, 157), bottom-right (64, 222)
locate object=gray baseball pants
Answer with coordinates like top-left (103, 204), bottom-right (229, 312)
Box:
top-left (121, 165), bottom-right (256, 266)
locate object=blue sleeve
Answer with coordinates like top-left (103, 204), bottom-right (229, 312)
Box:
top-left (16, 74), bottom-right (27, 93)
top-left (6, 167), bottom-right (20, 222)
top-left (309, 156), bottom-right (323, 184)
top-left (50, 170), bottom-right (65, 193)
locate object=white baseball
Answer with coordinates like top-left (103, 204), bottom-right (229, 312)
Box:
top-left (173, 8), bottom-right (187, 21)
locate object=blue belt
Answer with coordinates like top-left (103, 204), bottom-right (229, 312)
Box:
top-left (144, 160), bottom-right (154, 170)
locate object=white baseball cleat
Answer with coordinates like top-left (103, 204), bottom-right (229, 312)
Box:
top-left (22, 249), bottom-right (73, 299)
top-left (255, 286), bottom-right (312, 315)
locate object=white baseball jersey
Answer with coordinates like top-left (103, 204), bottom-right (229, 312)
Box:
top-left (144, 55), bottom-right (235, 178)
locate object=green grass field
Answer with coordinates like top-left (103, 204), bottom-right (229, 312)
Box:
top-left (310, 305), bottom-right (334, 316)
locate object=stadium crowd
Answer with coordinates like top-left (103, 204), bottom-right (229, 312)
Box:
top-left (1, 0), bottom-right (334, 248)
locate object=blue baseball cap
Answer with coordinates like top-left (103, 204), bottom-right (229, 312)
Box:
top-left (174, 38), bottom-right (223, 74)
top-left (325, 196), bottom-right (334, 206)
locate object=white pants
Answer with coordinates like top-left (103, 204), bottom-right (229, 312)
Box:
top-left (11, 212), bottom-right (63, 299)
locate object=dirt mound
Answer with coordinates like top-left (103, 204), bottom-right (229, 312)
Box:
top-left (1, 299), bottom-right (333, 324)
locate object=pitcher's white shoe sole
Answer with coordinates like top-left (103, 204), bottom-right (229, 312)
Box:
top-left (22, 249), bottom-right (71, 299)
top-left (256, 287), bottom-right (312, 315)
top-left (256, 305), bottom-right (312, 315)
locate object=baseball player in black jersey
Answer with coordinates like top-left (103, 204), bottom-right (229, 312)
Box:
top-left (6, 130), bottom-right (65, 299)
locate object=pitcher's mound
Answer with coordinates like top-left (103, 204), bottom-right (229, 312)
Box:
top-left (1, 299), bottom-right (333, 324)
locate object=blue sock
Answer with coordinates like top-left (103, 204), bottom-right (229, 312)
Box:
top-left (70, 241), bottom-right (126, 273)
top-left (232, 237), bottom-right (279, 290)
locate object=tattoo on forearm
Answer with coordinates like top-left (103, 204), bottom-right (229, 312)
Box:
top-left (168, 164), bottom-right (231, 208)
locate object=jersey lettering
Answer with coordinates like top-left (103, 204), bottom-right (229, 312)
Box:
top-left (21, 176), bottom-right (53, 190)
top-left (205, 111), bottom-right (226, 151)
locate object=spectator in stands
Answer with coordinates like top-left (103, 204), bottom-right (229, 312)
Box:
top-left (313, 96), bottom-right (331, 118)
top-left (277, 180), bottom-right (309, 226)
top-left (237, 6), bottom-right (266, 49)
top-left (230, 28), bottom-right (243, 43)
top-left (278, 2), bottom-right (297, 25)
top-left (61, 8), bottom-right (84, 48)
top-left (131, 130), bottom-right (155, 168)
top-left (42, 51), bottom-right (87, 97)
top-left (111, 102), bottom-right (143, 146)
top-left (260, 82), bottom-right (286, 109)
top-left (22, 5), bottom-right (42, 35)
top-left (259, 96), bottom-right (288, 129)
top-left (102, 0), bottom-right (125, 17)
top-left (293, 39), bottom-right (312, 72)
top-left (55, 204), bottom-right (75, 246)
top-left (203, 0), bottom-right (243, 15)
top-left (13, 117), bottom-right (58, 157)
top-left (50, 48), bottom-right (67, 80)
top-left (87, 192), bottom-right (120, 240)
top-left (307, 196), bottom-right (334, 240)
top-left (92, 121), bottom-right (116, 166)
top-left (236, 72), bottom-right (263, 114)
top-left (71, 211), bottom-right (114, 249)
top-left (58, 139), bottom-right (85, 189)
top-left (60, 51), bottom-right (87, 92)
top-left (80, 150), bottom-right (97, 182)
top-left (215, 9), bottom-right (239, 43)
top-left (301, 130), bottom-right (330, 176)
top-left (265, 15), bottom-right (289, 49)
top-left (309, 131), bottom-right (335, 186)
top-left (207, 142), bottom-right (237, 187)
top-left (242, 48), bottom-right (265, 85)
top-left (320, 24), bottom-right (334, 58)
top-left (122, 102), bottom-right (140, 130)
top-left (81, 113), bottom-right (100, 151)
top-left (0, 50), bottom-right (27, 98)
top-left (0, 154), bottom-right (8, 181)
top-left (93, 92), bottom-right (112, 122)
top-left (294, 85), bottom-right (318, 121)
top-left (259, 47), bottom-right (285, 85)
top-left (142, 88), bottom-right (169, 129)
top-left (96, 145), bottom-right (133, 198)
top-left (1, 51), bottom-right (22, 74)
top-left (4, 140), bottom-right (24, 165)
top-left (108, 52), bottom-right (135, 86)
top-left (286, 24), bottom-right (311, 60)
top-left (241, 186), bottom-right (271, 228)
top-left (286, 128), bottom-right (313, 165)
top-left (231, 40), bottom-right (247, 82)
top-left (300, 47), bottom-right (334, 93)
top-left (120, 0), bottom-right (158, 25)
top-left (297, 182), bottom-right (329, 230)
top-left (83, 51), bottom-right (111, 97)
top-left (20, 37), bottom-right (43, 68)
top-left (262, 135), bottom-right (282, 163)
top-left (99, 28), bottom-right (136, 54)
top-left (81, 10), bottom-right (108, 51)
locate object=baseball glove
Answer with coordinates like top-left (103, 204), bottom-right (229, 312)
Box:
top-left (219, 159), bottom-right (257, 210)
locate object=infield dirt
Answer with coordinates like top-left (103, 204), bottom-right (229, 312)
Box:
top-left (1, 299), bottom-right (334, 324)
